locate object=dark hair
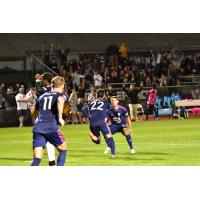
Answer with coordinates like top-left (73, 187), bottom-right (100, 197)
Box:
top-left (97, 89), bottom-right (105, 98)
top-left (42, 72), bottom-right (53, 83)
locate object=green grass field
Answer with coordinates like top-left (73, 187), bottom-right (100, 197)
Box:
top-left (0, 118), bottom-right (200, 166)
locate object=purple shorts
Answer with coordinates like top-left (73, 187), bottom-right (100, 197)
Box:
top-left (90, 123), bottom-right (111, 137)
top-left (33, 130), bottom-right (65, 148)
top-left (109, 124), bottom-right (128, 135)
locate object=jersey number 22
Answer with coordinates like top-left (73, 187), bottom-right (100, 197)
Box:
top-left (91, 101), bottom-right (104, 111)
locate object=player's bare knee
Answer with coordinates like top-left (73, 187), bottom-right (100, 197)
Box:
top-left (57, 142), bottom-right (67, 151)
top-left (34, 147), bottom-right (44, 159)
top-left (122, 128), bottom-right (129, 136)
top-left (106, 133), bottom-right (112, 139)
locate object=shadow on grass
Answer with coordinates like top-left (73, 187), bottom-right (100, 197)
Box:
top-left (0, 157), bottom-right (32, 161)
top-left (110, 156), bottom-right (165, 161)
top-left (122, 152), bottom-right (170, 156)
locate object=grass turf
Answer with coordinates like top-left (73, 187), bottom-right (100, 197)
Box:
top-left (0, 118), bottom-right (200, 166)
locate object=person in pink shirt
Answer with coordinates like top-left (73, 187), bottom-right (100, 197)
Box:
top-left (146, 84), bottom-right (159, 120)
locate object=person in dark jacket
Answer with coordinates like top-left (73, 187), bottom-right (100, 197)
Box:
top-left (123, 84), bottom-right (142, 121)
top-left (106, 84), bottom-right (117, 101)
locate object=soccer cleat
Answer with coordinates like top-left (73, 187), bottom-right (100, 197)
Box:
top-left (130, 149), bottom-right (136, 154)
top-left (104, 147), bottom-right (111, 154)
top-left (111, 154), bottom-right (115, 158)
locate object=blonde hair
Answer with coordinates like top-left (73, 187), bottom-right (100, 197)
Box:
top-left (51, 76), bottom-right (65, 88)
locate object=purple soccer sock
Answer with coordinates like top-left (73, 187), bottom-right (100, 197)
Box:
top-left (106, 137), bottom-right (115, 155)
top-left (125, 134), bottom-right (133, 149)
top-left (57, 150), bottom-right (67, 166)
top-left (31, 158), bottom-right (41, 166)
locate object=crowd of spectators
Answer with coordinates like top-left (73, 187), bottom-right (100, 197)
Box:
top-left (1, 43), bottom-right (200, 115)
top-left (40, 43), bottom-right (200, 93)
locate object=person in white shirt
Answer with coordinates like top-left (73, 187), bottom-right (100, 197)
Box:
top-left (94, 71), bottom-right (102, 88)
top-left (15, 88), bottom-right (29, 127)
top-left (26, 87), bottom-right (37, 109)
top-left (88, 87), bottom-right (96, 102)
top-left (72, 70), bottom-right (85, 89)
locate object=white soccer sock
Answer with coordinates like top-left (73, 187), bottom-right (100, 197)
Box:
top-left (46, 142), bottom-right (56, 162)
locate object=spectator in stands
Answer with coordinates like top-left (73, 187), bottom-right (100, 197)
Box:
top-left (77, 83), bottom-right (86, 101)
top-left (0, 82), bottom-right (6, 110)
top-left (152, 76), bottom-right (160, 86)
top-left (145, 75), bottom-right (152, 87)
top-left (26, 87), bottom-right (37, 124)
top-left (65, 74), bottom-right (74, 91)
top-left (119, 42), bottom-right (129, 67)
top-left (103, 67), bottom-right (111, 84)
top-left (15, 87), bottom-right (29, 127)
top-left (106, 44), bottom-right (119, 68)
top-left (123, 84), bottom-right (142, 121)
top-left (50, 42), bottom-right (56, 54)
top-left (191, 87), bottom-right (200, 100)
top-left (26, 87), bottom-right (37, 109)
top-left (106, 84), bottom-right (117, 101)
top-left (159, 74), bottom-right (168, 86)
top-left (49, 58), bottom-right (59, 74)
top-left (94, 71), bottom-right (103, 88)
top-left (88, 87), bottom-right (96, 102)
top-left (6, 85), bottom-right (16, 107)
top-left (44, 51), bottom-right (50, 66)
top-left (78, 60), bottom-right (86, 74)
top-left (168, 74), bottom-right (177, 86)
top-left (195, 53), bottom-right (200, 74)
top-left (180, 54), bottom-right (194, 75)
top-left (146, 84), bottom-right (159, 120)
top-left (59, 49), bottom-right (67, 65)
top-left (92, 58), bottom-right (101, 72)
top-left (69, 89), bottom-right (81, 124)
top-left (110, 70), bottom-right (120, 84)
top-left (72, 70), bottom-right (85, 90)
top-left (14, 83), bottom-right (21, 95)
top-left (85, 64), bottom-right (94, 87)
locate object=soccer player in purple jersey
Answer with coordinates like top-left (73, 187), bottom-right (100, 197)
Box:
top-left (82, 89), bottom-right (116, 158)
top-left (31, 76), bottom-right (67, 166)
top-left (35, 72), bottom-right (57, 166)
top-left (104, 96), bottom-right (136, 154)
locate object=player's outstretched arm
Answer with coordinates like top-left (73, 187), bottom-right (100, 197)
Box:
top-left (82, 103), bottom-right (89, 117)
top-left (57, 96), bottom-right (65, 126)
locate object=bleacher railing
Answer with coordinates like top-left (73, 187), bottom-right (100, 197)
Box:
top-left (108, 83), bottom-right (200, 101)
top-left (31, 54), bottom-right (58, 78)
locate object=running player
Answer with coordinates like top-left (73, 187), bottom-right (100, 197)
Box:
top-left (82, 89), bottom-right (117, 158)
top-left (31, 76), bottom-right (67, 166)
top-left (104, 96), bottom-right (136, 154)
top-left (35, 72), bottom-right (56, 166)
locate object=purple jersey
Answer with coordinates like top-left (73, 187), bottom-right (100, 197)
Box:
top-left (107, 105), bottom-right (129, 125)
top-left (82, 99), bottom-right (114, 126)
top-left (33, 91), bottom-right (67, 134)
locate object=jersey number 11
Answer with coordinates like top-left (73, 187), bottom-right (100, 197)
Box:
top-left (43, 96), bottom-right (53, 110)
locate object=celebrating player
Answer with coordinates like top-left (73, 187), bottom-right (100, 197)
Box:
top-left (31, 76), bottom-right (67, 166)
top-left (104, 96), bottom-right (136, 154)
top-left (35, 72), bottom-right (57, 166)
top-left (82, 89), bottom-right (116, 158)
